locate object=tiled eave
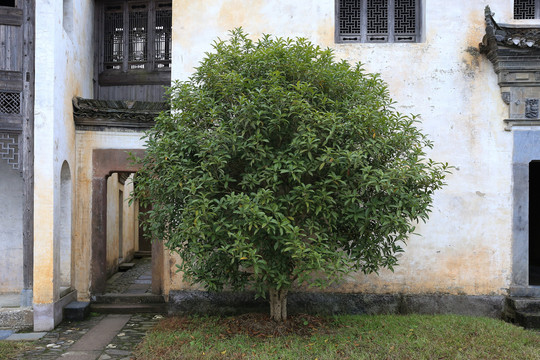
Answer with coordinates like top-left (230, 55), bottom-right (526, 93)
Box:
top-left (72, 97), bottom-right (168, 130)
top-left (480, 6), bottom-right (540, 81)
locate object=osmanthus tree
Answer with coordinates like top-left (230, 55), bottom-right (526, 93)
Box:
top-left (133, 29), bottom-right (449, 322)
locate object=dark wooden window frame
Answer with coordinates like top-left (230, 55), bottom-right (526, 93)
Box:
top-left (514, 0), bottom-right (540, 19)
top-left (96, 0), bottom-right (171, 86)
top-left (335, 0), bottom-right (422, 43)
top-left (0, 1), bottom-right (16, 8)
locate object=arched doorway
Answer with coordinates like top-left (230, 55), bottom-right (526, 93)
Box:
top-left (58, 161), bottom-right (72, 295)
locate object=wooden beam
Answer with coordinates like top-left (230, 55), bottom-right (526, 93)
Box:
top-left (0, 7), bottom-right (22, 26)
top-left (0, 71), bottom-right (24, 91)
top-left (22, 0), bottom-right (34, 292)
top-left (98, 70), bottom-right (171, 86)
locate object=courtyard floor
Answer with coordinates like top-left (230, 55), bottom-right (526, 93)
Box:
top-left (3, 256), bottom-right (160, 360)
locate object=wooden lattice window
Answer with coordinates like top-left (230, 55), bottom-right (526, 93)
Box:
top-left (0, 91), bottom-right (21, 115)
top-left (98, 0), bottom-right (172, 86)
top-left (515, 0), bottom-right (540, 19)
top-left (336, 0), bottom-right (421, 43)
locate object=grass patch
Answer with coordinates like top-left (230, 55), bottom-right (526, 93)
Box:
top-left (133, 314), bottom-right (540, 360)
top-left (0, 340), bottom-right (35, 359)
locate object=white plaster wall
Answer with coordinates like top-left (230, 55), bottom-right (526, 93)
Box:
top-left (169, 0), bottom-right (518, 295)
top-left (34, 0), bottom-right (94, 304)
top-left (74, 131), bottom-right (146, 301)
top-left (0, 161), bottom-right (23, 293)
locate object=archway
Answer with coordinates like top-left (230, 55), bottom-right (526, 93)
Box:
top-left (91, 149), bottom-right (163, 295)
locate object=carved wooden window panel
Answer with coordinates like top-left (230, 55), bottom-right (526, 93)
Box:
top-left (99, 0), bottom-right (172, 84)
top-left (0, 91), bottom-right (21, 115)
top-left (337, 0), bottom-right (421, 43)
top-left (514, 0), bottom-right (540, 19)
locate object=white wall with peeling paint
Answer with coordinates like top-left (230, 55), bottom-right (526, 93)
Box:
top-left (33, 0), bottom-right (94, 330)
top-left (168, 0), bottom-right (520, 296)
top-left (28, 1), bottom-right (534, 325)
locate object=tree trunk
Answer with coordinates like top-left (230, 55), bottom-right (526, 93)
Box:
top-left (269, 288), bottom-right (288, 322)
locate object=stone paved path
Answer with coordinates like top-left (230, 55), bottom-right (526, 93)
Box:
top-left (105, 257), bottom-right (152, 295)
top-left (8, 257), bottom-right (160, 359)
top-left (14, 313), bottom-right (161, 359)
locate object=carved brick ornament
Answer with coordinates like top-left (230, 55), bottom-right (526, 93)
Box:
top-left (502, 92), bottom-right (511, 105)
top-left (526, 98), bottom-right (539, 119)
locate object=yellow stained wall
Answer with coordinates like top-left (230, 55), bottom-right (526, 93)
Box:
top-left (34, 0), bottom-right (94, 306)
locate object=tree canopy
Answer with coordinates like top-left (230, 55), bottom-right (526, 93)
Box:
top-left (133, 29), bottom-right (450, 321)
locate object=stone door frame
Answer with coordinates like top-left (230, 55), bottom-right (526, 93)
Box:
top-left (91, 148), bottom-right (163, 295)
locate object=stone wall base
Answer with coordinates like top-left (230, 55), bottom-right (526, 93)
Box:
top-left (33, 290), bottom-right (77, 331)
top-left (0, 308), bottom-right (33, 331)
top-left (168, 291), bottom-right (505, 319)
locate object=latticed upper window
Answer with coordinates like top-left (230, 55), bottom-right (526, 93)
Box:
top-left (336, 0), bottom-right (421, 43)
top-left (514, 0), bottom-right (540, 19)
top-left (101, 1), bottom-right (172, 72)
top-left (0, 91), bottom-right (21, 115)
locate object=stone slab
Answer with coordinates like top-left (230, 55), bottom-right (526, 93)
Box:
top-left (69, 315), bottom-right (131, 351)
top-left (0, 307), bottom-right (33, 331)
top-left (58, 350), bottom-right (102, 360)
top-left (0, 329), bottom-right (13, 340)
top-left (5, 331), bottom-right (47, 341)
top-left (133, 279), bottom-right (151, 284)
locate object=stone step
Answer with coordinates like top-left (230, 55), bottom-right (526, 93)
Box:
top-left (506, 297), bottom-right (540, 313)
top-left (118, 262), bottom-right (135, 272)
top-left (134, 251), bottom-right (151, 258)
top-left (90, 302), bottom-right (167, 314)
top-left (64, 301), bottom-right (90, 321)
top-left (93, 294), bottom-right (165, 304)
top-left (504, 296), bottom-right (540, 329)
top-left (515, 311), bottom-right (540, 329)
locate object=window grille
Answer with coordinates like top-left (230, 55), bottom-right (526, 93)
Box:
top-left (155, 3), bottom-right (172, 69)
top-left (0, 91), bottom-right (21, 115)
top-left (367, 0), bottom-right (388, 41)
top-left (101, 1), bottom-right (171, 73)
top-left (0, 133), bottom-right (19, 170)
top-left (337, 0), bottom-right (421, 43)
top-left (128, 4), bottom-right (148, 69)
top-left (514, 0), bottom-right (540, 19)
top-left (104, 5), bottom-right (124, 70)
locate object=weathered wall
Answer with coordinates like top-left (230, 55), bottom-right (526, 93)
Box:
top-left (0, 160), bottom-right (23, 293)
top-left (33, 0), bottom-right (94, 330)
top-left (74, 130), bottom-right (146, 301)
top-left (168, 0), bottom-right (518, 296)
